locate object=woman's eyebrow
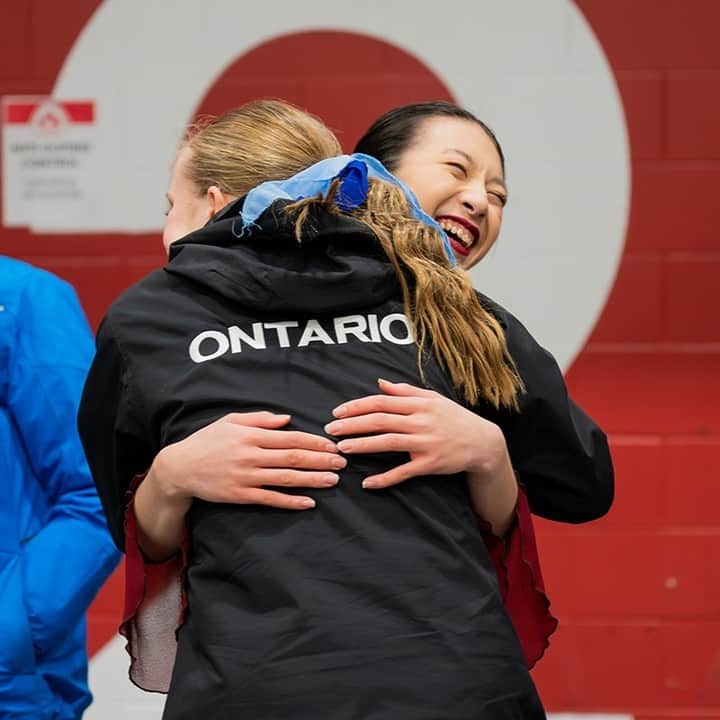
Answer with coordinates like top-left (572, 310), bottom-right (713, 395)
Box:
top-left (443, 147), bottom-right (474, 164)
top-left (444, 148), bottom-right (507, 191)
top-left (488, 176), bottom-right (508, 192)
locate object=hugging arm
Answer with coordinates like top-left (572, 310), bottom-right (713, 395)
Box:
top-left (78, 323), bottom-right (156, 552)
top-left (498, 308), bottom-right (614, 523)
top-left (134, 412), bottom-right (345, 560)
top-left (79, 321), bottom-right (346, 561)
top-left (326, 300), bottom-right (614, 524)
top-left (327, 379), bottom-right (519, 536)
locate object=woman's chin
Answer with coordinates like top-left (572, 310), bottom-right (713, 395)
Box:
top-left (453, 250), bottom-right (474, 270)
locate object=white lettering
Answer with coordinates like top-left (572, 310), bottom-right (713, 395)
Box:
top-left (298, 319), bottom-right (335, 347)
top-left (189, 330), bottom-right (230, 363)
top-left (264, 320), bottom-right (299, 348)
top-left (188, 313), bottom-right (415, 362)
top-left (334, 315), bottom-right (370, 344)
top-left (228, 323), bottom-right (266, 352)
top-left (367, 313), bottom-right (381, 343)
top-left (379, 313), bottom-right (414, 344)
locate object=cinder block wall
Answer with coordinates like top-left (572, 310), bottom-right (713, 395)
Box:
top-left (532, 2), bottom-right (720, 717)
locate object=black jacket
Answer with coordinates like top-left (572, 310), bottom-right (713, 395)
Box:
top-left (79, 202), bottom-right (609, 718)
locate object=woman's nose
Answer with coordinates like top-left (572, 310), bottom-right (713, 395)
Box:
top-left (461, 186), bottom-right (488, 217)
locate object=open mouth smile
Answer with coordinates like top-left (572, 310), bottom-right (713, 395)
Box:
top-left (436, 215), bottom-right (480, 257)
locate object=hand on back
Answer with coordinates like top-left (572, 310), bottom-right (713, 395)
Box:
top-left (325, 378), bottom-right (508, 489)
top-left (151, 381), bottom-right (506, 509)
top-left (152, 411), bottom-right (345, 511)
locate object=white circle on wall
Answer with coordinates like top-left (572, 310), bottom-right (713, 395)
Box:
top-left (54, 0), bottom-right (628, 369)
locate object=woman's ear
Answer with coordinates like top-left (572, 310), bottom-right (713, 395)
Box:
top-left (206, 185), bottom-right (236, 217)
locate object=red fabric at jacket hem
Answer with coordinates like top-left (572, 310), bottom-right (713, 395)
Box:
top-left (120, 475), bottom-right (188, 693)
top-left (477, 486), bottom-right (558, 668)
top-left (119, 478), bottom-right (555, 691)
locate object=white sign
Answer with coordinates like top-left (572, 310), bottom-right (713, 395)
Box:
top-left (2, 96), bottom-right (97, 232)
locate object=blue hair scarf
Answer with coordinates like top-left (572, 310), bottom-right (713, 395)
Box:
top-left (236, 153), bottom-right (455, 265)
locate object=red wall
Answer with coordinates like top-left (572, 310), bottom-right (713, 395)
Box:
top-left (1, 2), bottom-right (719, 717)
top-left (534, 2), bottom-right (720, 717)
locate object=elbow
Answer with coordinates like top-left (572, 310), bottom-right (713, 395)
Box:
top-left (593, 466), bottom-right (615, 520)
top-left (564, 456), bottom-right (615, 523)
top-left (523, 455), bottom-right (615, 524)
top-left (584, 434), bottom-right (615, 521)
top-left (575, 477), bottom-right (614, 522)
top-left (563, 428), bottom-right (615, 523)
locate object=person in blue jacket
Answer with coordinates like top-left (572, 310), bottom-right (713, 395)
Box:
top-left (0, 256), bottom-right (120, 719)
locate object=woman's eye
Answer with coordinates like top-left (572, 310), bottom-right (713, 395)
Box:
top-left (489, 191), bottom-right (507, 207)
top-left (446, 162), bottom-right (468, 176)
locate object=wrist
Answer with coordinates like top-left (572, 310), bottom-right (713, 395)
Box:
top-left (466, 422), bottom-right (509, 479)
top-left (147, 445), bottom-right (193, 507)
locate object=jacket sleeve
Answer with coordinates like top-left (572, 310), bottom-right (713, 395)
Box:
top-left (78, 316), bottom-right (155, 552)
top-left (10, 271), bottom-right (120, 658)
top-left (499, 309), bottom-right (614, 523)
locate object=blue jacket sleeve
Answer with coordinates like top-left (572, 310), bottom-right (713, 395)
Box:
top-left (10, 270), bottom-right (120, 657)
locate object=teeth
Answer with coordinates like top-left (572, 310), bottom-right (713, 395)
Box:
top-left (438, 218), bottom-right (474, 248)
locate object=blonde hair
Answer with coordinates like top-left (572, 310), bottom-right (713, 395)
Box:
top-left (289, 180), bottom-right (523, 409)
top-left (181, 99), bottom-right (342, 197)
top-left (180, 99), bottom-right (522, 408)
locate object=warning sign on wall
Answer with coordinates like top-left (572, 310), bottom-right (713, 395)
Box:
top-left (2, 96), bottom-right (97, 231)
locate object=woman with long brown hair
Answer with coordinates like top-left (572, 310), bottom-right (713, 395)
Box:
top-left (79, 100), bottom-right (548, 718)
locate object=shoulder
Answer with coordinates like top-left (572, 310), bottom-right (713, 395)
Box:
top-left (0, 257), bottom-right (91, 358)
top-left (476, 291), bottom-right (540, 347)
top-left (0, 256), bottom-right (78, 309)
top-left (0, 259), bottom-right (96, 401)
top-left (95, 267), bottom-right (197, 381)
top-left (475, 291), bottom-right (561, 388)
top-left (101, 268), bottom-right (172, 337)
top-left (475, 291), bottom-right (509, 328)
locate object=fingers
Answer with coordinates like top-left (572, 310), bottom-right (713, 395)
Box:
top-left (257, 469), bottom-right (340, 488)
top-left (332, 395), bottom-right (421, 419)
top-left (254, 428), bottom-right (339, 453)
top-left (337, 433), bottom-right (420, 455)
top-left (361, 459), bottom-right (427, 489)
top-left (377, 378), bottom-right (437, 398)
top-left (325, 412), bottom-right (419, 438)
top-left (257, 448), bottom-right (346, 471)
top-left (222, 411), bottom-right (292, 429)
top-left (236, 487), bottom-right (317, 510)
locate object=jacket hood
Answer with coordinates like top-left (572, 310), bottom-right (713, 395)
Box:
top-left (164, 199), bottom-right (398, 315)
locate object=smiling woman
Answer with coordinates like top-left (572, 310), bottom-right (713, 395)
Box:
top-left (354, 102), bottom-right (508, 268)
